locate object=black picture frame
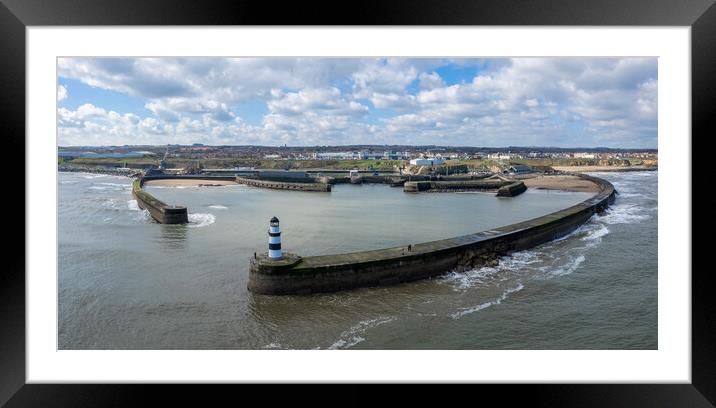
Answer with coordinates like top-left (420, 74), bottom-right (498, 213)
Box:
top-left (2, 0), bottom-right (712, 406)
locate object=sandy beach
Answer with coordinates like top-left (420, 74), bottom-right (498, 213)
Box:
top-left (523, 175), bottom-right (602, 193)
top-left (143, 179), bottom-right (238, 187)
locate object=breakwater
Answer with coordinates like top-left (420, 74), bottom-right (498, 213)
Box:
top-left (142, 175), bottom-right (237, 182)
top-left (403, 179), bottom-right (510, 193)
top-left (248, 174), bottom-right (615, 295)
top-left (132, 178), bottom-right (188, 224)
top-left (329, 173), bottom-right (491, 185)
top-left (496, 181), bottom-right (527, 197)
top-left (235, 176), bottom-right (331, 192)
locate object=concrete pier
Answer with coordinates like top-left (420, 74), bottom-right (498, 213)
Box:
top-left (132, 178), bottom-right (189, 224)
top-left (235, 176), bottom-right (331, 192)
top-left (496, 181), bottom-right (527, 197)
top-left (403, 179), bottom-right (510, 193)
top-left (247, 174), bottom-right (616, 295)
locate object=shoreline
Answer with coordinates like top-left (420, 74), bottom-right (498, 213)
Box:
top-left (59, 168), bottom-right (139, 178)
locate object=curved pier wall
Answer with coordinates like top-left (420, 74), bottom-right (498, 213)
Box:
top-left (248, 174), bottom-right (615, 295)
top-left (132, 179), bottom-right (188, 224)
top-left (236, 176), bottom-right (331, 192)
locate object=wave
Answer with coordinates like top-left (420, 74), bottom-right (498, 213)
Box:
top-left (99, 198), bottom-right (127, 211)
top-left (581, 224), bottom-right (609, 247)
top-left (328, 316), bottom-right (395, 349)
top-left (440, 251), bottom-right (539, 290)
top-left (540, 254), bottom-right (585, 277)
top-left (261, 342), bottom-right (284, 349)
top-left (89, 184), bottom-right (131, 191)
top-left (97, 182), bottom-right (130, 188)
top-left (599, 203), bottom-right (650, 225)
top-left (449, 283), bottom-right (524, 319)
top-left (615, 192), bottom-right (641, 198)
top-left (188, 213), bottom-right (216, 228)
top-left (127, 199), bottom-right (141, 211)
top-left (126, 199), bottom-right (151, 222)
top-left (208, 205), bottom-right (228, 210)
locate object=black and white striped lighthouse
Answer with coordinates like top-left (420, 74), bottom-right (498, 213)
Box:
top-left (268, 216), bottom-right (282, 259)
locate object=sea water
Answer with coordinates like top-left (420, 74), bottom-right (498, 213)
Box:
top-left (58, 171), bottom-right (657, 349)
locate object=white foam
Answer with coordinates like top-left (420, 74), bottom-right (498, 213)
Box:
top-left (440, 251), bottom-right (539, 290)
top-left (543, 254), bottom-right (585, 277)
top-left (81, 174), bottom-right (106, 179)
top-left (449, 283), bottom-right (524, 319)
top-left (208, 205), bottom-right (228, 210)
top-left (97, 182), bottom-right (130, 188)
top-left (127, 200), bottom-right (140, 211)
top-left (89, 182), bottom-right (130, 191)
top-left (188, 213), bottom-right (216, 228)
top-left (126, 200), bottom-right (151, 223)
top-left (328, 316), bottom-right (395, 349)
top-left (581, 224), bottom-right (610, 244)
top-left (262, 342), bottom-right (284, 349)
top-left (100, 198), bottom-right (125, 211)
top-left (599, 204), bottom-right (650, 225)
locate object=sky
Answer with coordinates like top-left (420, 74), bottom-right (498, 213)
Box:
top-left (57, 57), bottom-right (657, 148)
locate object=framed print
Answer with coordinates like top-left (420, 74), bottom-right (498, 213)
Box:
top-left (3, 0), bottom-right (713, 405)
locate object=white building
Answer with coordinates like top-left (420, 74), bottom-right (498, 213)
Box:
top-left (410, 158), bottom-right (445, 166)
top-left (313, 152), bottom-right (360, 160)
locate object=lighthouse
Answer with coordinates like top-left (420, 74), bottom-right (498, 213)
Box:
top-left (268, 216), bottom-right (282, 259)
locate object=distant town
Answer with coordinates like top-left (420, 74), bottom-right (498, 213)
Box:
top-left (58, 144), bottom-right (658, 176)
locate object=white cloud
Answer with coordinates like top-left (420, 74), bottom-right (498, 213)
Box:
top-left (57, 84), bottom-right (67, 101)
top-left (418, 72), bottom-right (445, 90)
top-left (268, 87), bottom-right (368, 117)
top-left (57, 57), bottom-right (657, 148)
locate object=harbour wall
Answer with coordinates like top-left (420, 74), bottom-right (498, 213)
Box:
top-left (235, 176), bottom-right (332, 192)
top-left (496, 181), bottom-right (527, 197)
top-left (132, 178), bottom-right (189, 224)
top-left (330, 173), bottom-right (492, 185)
top-left (403, 179), bottom-right (510, 192)
top-left (248, 174), bottom-right (616, 295)
top-left (142, 175), bottom-right (237, 182)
